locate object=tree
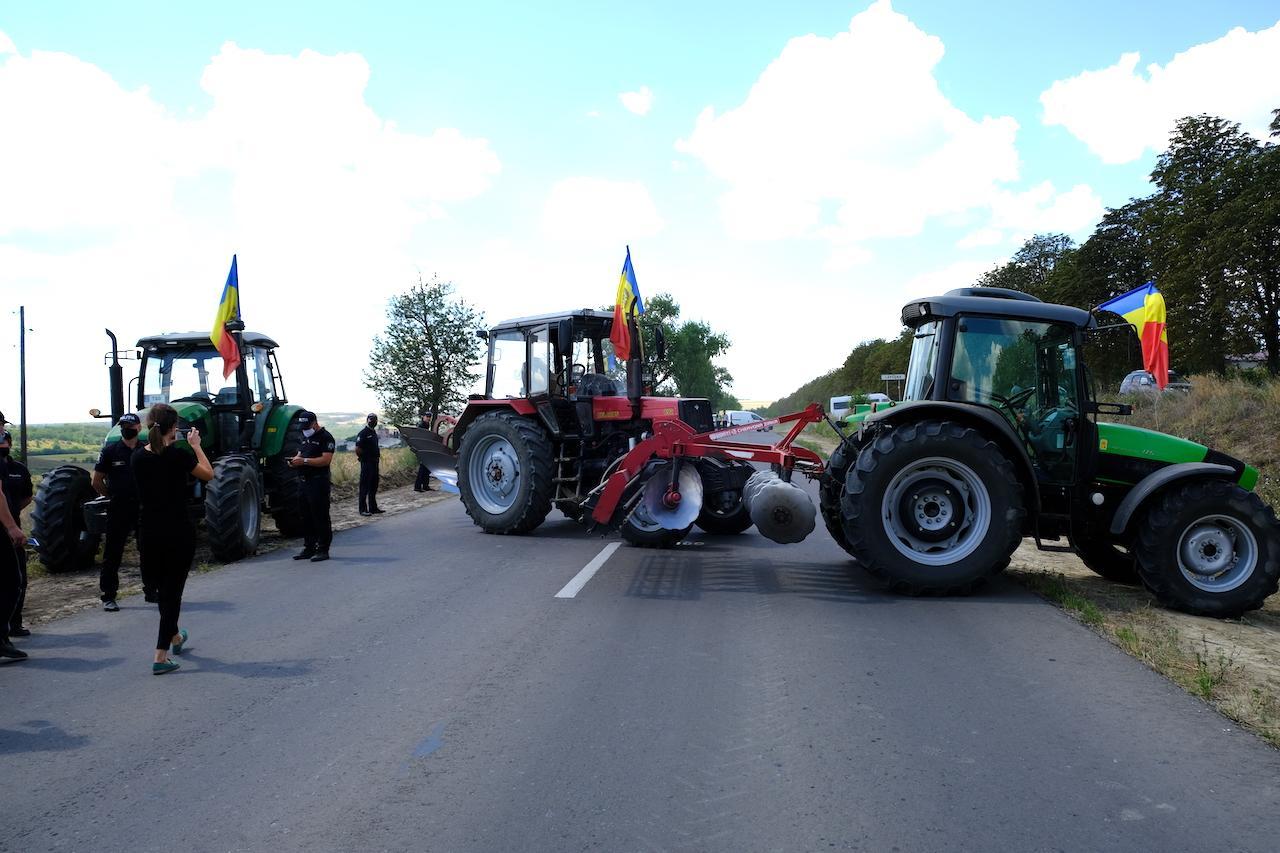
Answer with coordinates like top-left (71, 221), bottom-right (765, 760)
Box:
top-left (667, 320), bottom-right (735, 408)
top-left (977, 234), bottom-right (1076, 301)
top-left (365, 275), bottom-right (485, 424)
top-left (1270, 107), bottom-right (1279, 139)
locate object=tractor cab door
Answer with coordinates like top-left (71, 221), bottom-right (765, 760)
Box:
top-left (948, 316), bottom-right (1087, 490)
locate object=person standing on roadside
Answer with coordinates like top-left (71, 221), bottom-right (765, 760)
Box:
top-left (290, 411), bottom-right (335, 562)
top-left (132, 403), bottom-right (214, 675)
top-left (0, 413), bottom-right (31, 662)
top-left (355, 413), bottom-right (384, 517)
top-left (92, 413), bottom-right (148, 611)
top-left (413, 411), bottom-right (434, 492)
top-left (0, 431), bottom-right (33, 640)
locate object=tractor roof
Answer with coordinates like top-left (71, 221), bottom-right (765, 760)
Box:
top-left (490, 309), bottom-right (614, 333)
top-left (901, 287), bottom-right (1094, 330)
top-left (136, 331), bottom-right (279, 350)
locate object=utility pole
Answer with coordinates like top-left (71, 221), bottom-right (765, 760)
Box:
top-left (19, 306), bottom-right (28, 463)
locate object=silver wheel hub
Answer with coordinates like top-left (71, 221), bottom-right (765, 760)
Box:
top-left (1177, 515), bottom-right (1257, 592)
top-left (879, 457), bottom-right (992, 567)
top-left (467, 435), bottom-right (521, 514)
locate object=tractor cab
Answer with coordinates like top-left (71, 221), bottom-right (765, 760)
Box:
top-left (481, 309), bottom-right (623, 401)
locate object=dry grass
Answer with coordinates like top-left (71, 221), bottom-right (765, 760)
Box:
top-left (329, 447), bottom-right (421, 496)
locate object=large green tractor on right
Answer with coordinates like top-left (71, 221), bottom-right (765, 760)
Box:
top-left (820, 286), bottom-right (1280, 618)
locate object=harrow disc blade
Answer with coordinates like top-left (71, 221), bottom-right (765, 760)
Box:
top-left (637, 464), bottom-right (703, 530)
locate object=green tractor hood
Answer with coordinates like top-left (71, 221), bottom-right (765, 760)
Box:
top-left (1097, 422), bottom-right (1258, 491)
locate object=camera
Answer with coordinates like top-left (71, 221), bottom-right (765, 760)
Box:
top-left (176, 427), bottom-right (191, 440)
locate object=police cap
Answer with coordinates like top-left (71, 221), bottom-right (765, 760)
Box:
top-left (118, 413), bottom-right (141, 426)
top-left (296, 410), bottom-right (318, 426)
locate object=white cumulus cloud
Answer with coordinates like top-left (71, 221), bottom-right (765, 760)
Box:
top-left (619, 85), bottom-right (654, 116)
top-left (541, 177), bottom-right (664, 243)
top-left (1041, 20), bottom-right (1280, 164)
top-left (676, 0), bottom-right (1037, 254)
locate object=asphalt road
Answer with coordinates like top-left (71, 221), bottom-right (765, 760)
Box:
top-left (4, 462), bottom-right (1280, 850)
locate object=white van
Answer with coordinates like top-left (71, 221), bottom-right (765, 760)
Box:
top-left (829, 395), bottom-right (852, 417)
top-left (726, 410), bottom-right (771, 432)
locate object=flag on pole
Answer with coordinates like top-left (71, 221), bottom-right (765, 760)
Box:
top-left (211, 255), bottom-right (242, 379)
top-left (609, 246), bottom-right (645, 361)
top-left (1098, 281), bottom-right (1169, 389)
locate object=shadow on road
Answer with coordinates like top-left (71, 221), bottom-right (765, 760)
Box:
top-left (180, 600), bottom-right (238, 613)
top-left (0, 720), bottom-right (90, 755)
top-left (17, 632), bottom-right (110, 649)
top-left (177, 651), bottom-right (316, 679)
top-left (20, 656), bottom-right (128, 673)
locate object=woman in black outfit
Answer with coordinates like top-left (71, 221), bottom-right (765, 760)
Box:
top-left (131, 403), bottom-right (213, 675)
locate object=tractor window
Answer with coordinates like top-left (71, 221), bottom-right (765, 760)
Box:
top-left (141, 347), bottom-right (226, 406)
top-left (529, 328), bottom-right (550, 396)
top-left (904, 321), bottom-right (941, 401)
top-left (489, 331), bottom-right (527, 399)
top-left (242, 347), bottom-right (276, 407)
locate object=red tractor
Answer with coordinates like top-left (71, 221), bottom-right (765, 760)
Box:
top-left (403, 309), bottom-right (826, 547)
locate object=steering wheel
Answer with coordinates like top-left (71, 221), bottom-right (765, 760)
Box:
top-left (982, 386), bottom-right (1035, 413)
top-left (556, 363), bottom-right (587, 389)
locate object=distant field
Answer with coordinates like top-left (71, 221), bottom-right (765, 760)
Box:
top-left (27, 453), bottom-right (97, 476)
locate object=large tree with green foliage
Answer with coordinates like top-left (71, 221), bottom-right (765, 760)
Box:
top-left (365, 275), bottom-right (485, 424)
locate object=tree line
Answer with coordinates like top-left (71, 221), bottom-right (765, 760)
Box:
top-left (765, 107), bottom-right (1280, 415)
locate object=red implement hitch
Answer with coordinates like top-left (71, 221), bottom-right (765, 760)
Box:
top-left (589, 403), bottom-right (828, 527)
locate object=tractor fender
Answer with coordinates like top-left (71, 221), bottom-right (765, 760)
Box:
top-left (1108, 462), bottom-right (1238, 536)
top-left (863, 401), bottom-right (1041, 520)
top-left (450, 400), bottom-right (538, 450)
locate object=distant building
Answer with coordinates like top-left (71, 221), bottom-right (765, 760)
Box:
top-left (1227, 351), bottom-right (1269, 371)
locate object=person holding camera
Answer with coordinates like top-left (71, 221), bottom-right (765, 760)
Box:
top-left (131, 403), bottom-right (213, 675)
top-left (290, 411), bottom-right (335, 562)
top-left (93, 412), bottom-right (147, 611)
top-left (0, 412), bottom-right (29, 663)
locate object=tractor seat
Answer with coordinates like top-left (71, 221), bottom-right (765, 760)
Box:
top-left (575, 373), bottom-right (621, 397)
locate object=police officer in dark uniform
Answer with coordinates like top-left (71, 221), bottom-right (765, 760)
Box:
top-left (413, 411), bottom-right (434, 492)
top-left (290, 411), bottom-right (335, 562)
top-left (0, 430), bottom-right (33, 642)
top-left (355, 413), bottom-right (384, 516)
top-left (92, 412), bottom-right (148, 611)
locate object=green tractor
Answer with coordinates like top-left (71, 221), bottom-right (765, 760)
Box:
top-left (31, 326), bottom-right (308, 571)
top-left (820, 287), bottom-right (1280, 618)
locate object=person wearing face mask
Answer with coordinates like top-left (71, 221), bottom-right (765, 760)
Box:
top-left (355, 413), bottom-right (384, 517)
top-left (92, 412), bottom-right (148, 611)
top-left (289, 411), bottom-right (335, 562)
top-left (0, 413), bottom-right (30, 662)
top-left (132, 403), bottom-right (214, 675)
top-left (0, 429), bottom-right (33, 644)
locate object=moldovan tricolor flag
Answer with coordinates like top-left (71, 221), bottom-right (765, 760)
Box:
top-left (610, 246), bottom-right (644, 361)
top-left (1099, 282), bottom-right (1169, 389)
top-left (211, 255), bottom-right (241, 379)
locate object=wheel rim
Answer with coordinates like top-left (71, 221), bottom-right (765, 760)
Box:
top-left (241, 478), bottom-right (260, 541)
top-left (468, 434), bottom-right (521, 515)
top-left (1176, 514), bottom-right (1257, 593)
top-left (881, 456), bottom-right (992, 566)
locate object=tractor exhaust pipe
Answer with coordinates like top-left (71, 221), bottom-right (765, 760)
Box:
top-left (106, 328), bottom-right (125, 425)
top-left (743, 470), bottom-right (816, 544)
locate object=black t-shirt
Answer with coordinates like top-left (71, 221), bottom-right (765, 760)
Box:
top-left (0, 455), bottom-right (33, 521)
top-left (299, 427), bottom-right (336, 478)
top-left (95, 439), bottom-right (142, 501)
top-left (131, 445), bottom-right (197, 526)
top-left (355, 426), bottom-right (380, 461)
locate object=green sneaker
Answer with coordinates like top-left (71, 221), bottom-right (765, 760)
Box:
top-left (170, 628), bottom-right (189, 655)
top-left (153, 659), bottom-right (180, 675)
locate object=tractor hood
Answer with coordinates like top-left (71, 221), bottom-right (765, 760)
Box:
top-left (1096, 422), bottom-right (1257, 490)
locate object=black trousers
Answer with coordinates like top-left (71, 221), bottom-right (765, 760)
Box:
top-left (100, 498), bottom-right (139, 601)
top-left (0, 542), bottom-right (20, 642)
top-left (139, 523), bottom-right (196, 651)
top-left (300, 474), bottom-right (332, 552)
top-left (10, 548), bottom-right (27, 631)
top-left (415, 464), bottom-right (432, 490)
top-left (358, 460), bottom-right (380, 513)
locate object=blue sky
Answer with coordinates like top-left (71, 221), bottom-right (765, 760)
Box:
top-left (2, 1), bottom-right (1279, 420)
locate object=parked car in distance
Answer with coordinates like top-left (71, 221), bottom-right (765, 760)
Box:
top-left (1119, 369), bottom-right (1192, 395)
top-left (726, 410), bottom-right (772, 432)
top-left (865, 392), bottom-right (892, 404)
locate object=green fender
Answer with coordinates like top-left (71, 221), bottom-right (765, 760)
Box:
top-left (260, 403), bottom-right (303, 459)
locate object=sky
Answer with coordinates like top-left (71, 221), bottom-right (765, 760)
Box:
top-left (2, 0), bottom-right (1279, 422)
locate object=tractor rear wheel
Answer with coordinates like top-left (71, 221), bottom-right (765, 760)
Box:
top-left (1134, 479), bottom-right (1280, 618)
top-left (266, 420), bottom-right (305, 537)
top-left (1072, 536), bottom-right (1140, 584)
top-left (840, 420), bottom-right (1025, 595)
top-left (205, 455), bottom-right (262, 561)
top-left (458, 411), bottom-right (554, 534)
top-left (30, 465), bottom-right (100, 573)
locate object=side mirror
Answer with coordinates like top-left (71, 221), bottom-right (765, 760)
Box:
top-left (475, 329), bottom-right (489, 342)
top-left (557, 319), bottom-right (573, 355)
top-left (654, 326), bottom-right (666, 361)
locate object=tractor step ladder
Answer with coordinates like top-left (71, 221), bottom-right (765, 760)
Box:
top-left (554, 439), bottom-right (583, 501)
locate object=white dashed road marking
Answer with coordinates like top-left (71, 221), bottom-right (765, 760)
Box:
top-left (555, 542), bottom-right (621, 599)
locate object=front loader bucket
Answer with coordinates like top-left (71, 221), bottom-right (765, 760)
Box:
top-left (399, 425), bottom-right (459, 492)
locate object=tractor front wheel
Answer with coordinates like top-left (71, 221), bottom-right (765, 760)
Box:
top-left (205, 455), bottom-right (262, 562)
top-left (457, 411), bottom-right (554, 534)
top-left (1134, 479), bottom-right (1280, 618)
top-left (30, 465), bottom-right (100, 573)
top-left (840, 420), bottom-right (1025, 595)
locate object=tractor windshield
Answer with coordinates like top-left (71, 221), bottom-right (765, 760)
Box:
top-left (904, 321), bottom-right (941, 401)
top-left (142, 347), bottom-right (230, 406)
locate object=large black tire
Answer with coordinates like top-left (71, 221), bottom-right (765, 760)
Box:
top-left (694, 459), bottom-right (754, 535)
top-left (621, 517), bottom-right (692, 548)
top-left (840, 420), bottom-right (1025, 595)
top-left (820, 439), bottom-right (857, 555)
top-left (1134, 480), bottom-right (1280, 618)
top-left (266, 419), bottom-right (305, 537)
top-left (205, 455), bottom-right (262, 562)
top-left (30, 465), bottom-right (100, 573)
top-left (457, 411), bottom-right (555, 534)
top-left (1072, 536), bottom-right (1140, 584)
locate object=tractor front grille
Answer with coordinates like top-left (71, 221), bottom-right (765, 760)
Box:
top-left (679, 399), bottom-right (714, 433)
